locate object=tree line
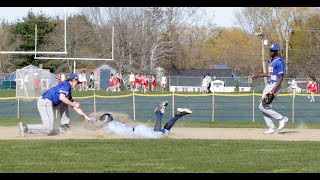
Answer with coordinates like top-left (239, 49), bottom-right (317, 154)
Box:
top-left (0, 7), bottom-right (320, 78)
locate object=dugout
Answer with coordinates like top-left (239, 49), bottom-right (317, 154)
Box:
top-left (3, 65), bottom-right (56, 90)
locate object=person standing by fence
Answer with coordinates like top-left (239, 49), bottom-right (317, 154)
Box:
top-left (206, 73), bottom-right (212, 93)
top-left (57, 73), bottom-right (61, 84)
top-left (201, 75), bottom-right (208, 93)
top-left (129, 72), bottom-right (135, 91)
top-left (116, 73), bottom-right (121, 92)
top-left (89, 72), bottom-right (95, 91)
top-left (161, 75), bottom-right (167, 92)
top-left (308, 76), bottom-right (317, 102)
top-left (252, 43), bottom-right (288, 134)
top-left (134, 73), bottom-right (141, 92)
top-left (108, 73), bottom-right (115, 92)
top-left (290, 78), bottom-right (297, 98)
top-left (151, 74), bottom-right (156, 92)
top-left (33, 73), bottom-right (41, 96)
top-left (60, 73), bottom-right (65, 82)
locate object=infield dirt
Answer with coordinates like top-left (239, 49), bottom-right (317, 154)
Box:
top-left (1, 125), bottom-right (320, 141)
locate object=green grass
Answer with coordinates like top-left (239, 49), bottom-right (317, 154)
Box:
top-left (1, 139), bottom-right (320, 172)
top-left (2, 91), bottom-right (320, 173)
top-left (0, 89), bottom-right (16, 97)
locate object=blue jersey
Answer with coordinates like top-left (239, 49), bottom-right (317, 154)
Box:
top-left (41, 81), bottom-right (73, 106)
top-left (267, 56), bottom-right (284, 83)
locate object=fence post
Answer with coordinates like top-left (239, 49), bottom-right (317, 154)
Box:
top-left (252, 90), bottom-right (255, 123)
top-left (172, 90), bottom-right (175, 117)
top-left (292, 93), bottom-right (295, 125)
top-left (212, 91), bottom-right (214, 124)
top-left (133, 90), bottom-right (135, 121)
top-left (94, 91), bottom-right (96, 113)
top-left (17, 95), bottom-right (20, 119)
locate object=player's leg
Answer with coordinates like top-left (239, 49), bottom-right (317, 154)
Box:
top-left (163, 108), bottom-right (192, 133)
top-left (88, 81), bottom-right (92, 90)
top-left (153, 101), bottom-right (168, 132)
top-left (20, 98), bottom-right (55, 136)
top-left (55, 102), bottom-right (72, 134)
top-left (154, 111), bottom-right (163, 132)
top-left (261, 111), bottom-right (276, 134)
top-left (311, 92), bottom-right (315, 102)
top-left (259, 84), bottom-right (288, 132)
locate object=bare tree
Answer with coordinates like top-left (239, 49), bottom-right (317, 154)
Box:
top-left (42, 14), bottom-right (104, 73)
top-left (234, 7), bottom-right (319, 77)
top-left (81, 7), bottom-right (207, 76)
top-left (0, 21), bottom-right (21, 75)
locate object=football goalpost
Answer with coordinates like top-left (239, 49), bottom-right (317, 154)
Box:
top-left (33, 25), bottom-right (115, 73)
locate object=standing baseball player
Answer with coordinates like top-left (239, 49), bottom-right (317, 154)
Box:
top-left (91, 101), bottom-right (192, 139)
top-left (18, 73), bottom-right (92, 137)
top-left (252, 43), bottom-right (288, 134)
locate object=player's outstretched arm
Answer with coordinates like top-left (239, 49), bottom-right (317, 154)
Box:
top-left (72, 104), bottom-right (91, 121)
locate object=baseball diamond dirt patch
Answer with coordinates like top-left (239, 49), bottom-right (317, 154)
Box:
top-left (1, 125), bottom-right (320, 141)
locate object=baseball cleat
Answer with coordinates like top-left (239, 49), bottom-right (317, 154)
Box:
top-left (18, 122), bottom-right (28, 137)
top-left (154, 101), bottom-right (168, 114)
top-left (162, 128), bottom-right (170, 135)
top-left (176, 108), bottom-right (192, 116)
top-left (277, 116), bottom-right (288, 132)
top-left (263, 128), bottom-right (276, 134)
top-left (60, 124), bottom-right (71, 134)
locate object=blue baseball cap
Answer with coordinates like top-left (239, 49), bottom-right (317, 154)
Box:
top-left (67, 73), bottom-right (80, 83)
top-left (270, 43), bottom-right (280, 52)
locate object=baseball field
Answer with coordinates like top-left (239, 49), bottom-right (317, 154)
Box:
top-left (1, 121), bottom-right (320, 172)
top-left (1, 90), bottom-right (320, 173)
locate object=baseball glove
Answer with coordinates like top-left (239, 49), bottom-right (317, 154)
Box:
top-left (87, 117), bottom-right (104, 130)
top-left (262, 93), bottom-right (275, 104)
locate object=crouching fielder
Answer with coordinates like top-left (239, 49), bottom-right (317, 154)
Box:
top-left (90, 101), bottom-right (192, 139)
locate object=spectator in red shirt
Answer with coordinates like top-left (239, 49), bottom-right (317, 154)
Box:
top-left (116, 73), bottom-right (121, 91)
top-left (151, 75), bottom-right (156, 92)
top-left (308, 76), bottom-right (317, 102)
top-left (134, 73), bottom-right (141, 92)
top-left (57, 73), bottom-right (61, 84)
top-left (33, 73), bottom-right (41, 95)
top-left (108, 73), bottom-right (115, 92)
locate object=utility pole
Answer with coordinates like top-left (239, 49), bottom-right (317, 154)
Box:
top-left (255, 26), bottom-right (267, 85)
top-left (285, 33), bottom-right (288, 77)
top-left (285, 28), bottom-right (293, 77)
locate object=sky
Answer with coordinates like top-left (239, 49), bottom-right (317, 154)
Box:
top-left (0, 7), bottom-right (241, 28)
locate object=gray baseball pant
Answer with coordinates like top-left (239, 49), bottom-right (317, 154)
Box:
top-left (259, 83), bottom-right (284, 130)
top-left (26, 97), bottom-right (70, 134)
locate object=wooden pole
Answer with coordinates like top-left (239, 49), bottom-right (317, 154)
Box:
top-left (212, 91), bottom-right (214, 124)
top-left (133, 91), bottom-right (135, 121)
top-left (94, 91), bottom-right (96, 113)
top-left (17, 95), bottom-right (20, 119)
top-left (292, 93), bottom-right (295, 126)
top-left (253, 90), bottom-right (255, 123)
top-left (172, 90), bottom-right (175, 117)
